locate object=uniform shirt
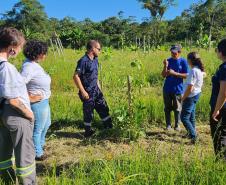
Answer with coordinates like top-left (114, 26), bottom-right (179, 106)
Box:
top-left (163, 57), bottom-right (189, 94)
top-left (75, 54), bottom-right (98, 93)
top-left (0, 58), bottom-right (31, 110)
top-left (210, 62), bottom-right (226, 109)
top-left (21, 59), bottom-right (51, 100)
top-left (183, 66), bottom-right (204, 97)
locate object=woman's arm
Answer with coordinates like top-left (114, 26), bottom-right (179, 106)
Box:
top-left (8, 98), bottom-right (34, 121)
top-left (212, 81), bottom-right (226, 121)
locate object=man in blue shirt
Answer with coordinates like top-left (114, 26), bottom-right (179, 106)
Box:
top-left (161, 45), bottom-right (189, 131)
top-left (73, 40), bottom-right (112, 137)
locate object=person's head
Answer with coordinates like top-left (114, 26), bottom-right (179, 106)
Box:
top-left (170, 44), bottom-right (181, 59)
top-left (216, 39), bottom-right (226, 62)
top-left (23, 40), bottom-right (48, 62)
top-left (187, 52), bottom-right (204, 72)
top-left (0, 27), bottom-right (25, 58)
top-left (86, 40), bottom-right (101, 57)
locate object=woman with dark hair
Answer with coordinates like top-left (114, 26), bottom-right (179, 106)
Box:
top-left (210, 39), bottom-right (226, 160)
top-left (21, 40), bottom-right (51, 161)
top-left (0, 28), bottom-right (36, 185)
top-left (181, 52), bottom-right (205, 144)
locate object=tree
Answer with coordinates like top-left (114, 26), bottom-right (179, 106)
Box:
top-left (181, 0), bottom-right (226, 44)
top-left (138, 0), bottom-right (176, 21)
top-left (2, 0), bottom-right (49, 40)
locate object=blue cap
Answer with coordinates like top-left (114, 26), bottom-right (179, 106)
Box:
top-left (170, 45), bottom-right (181, 53)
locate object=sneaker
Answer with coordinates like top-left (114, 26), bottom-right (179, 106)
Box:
top-left (174, 126), bottom-right (181, 131)
top-left (84, 127), bottom-right (95, 138)
top-left (166, 125), bottom-right (172, 131)
top-left (35, 154), bottom-right (47, 161)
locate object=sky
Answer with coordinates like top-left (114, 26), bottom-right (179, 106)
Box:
top-left (0, 0), bottom-right (199, 22)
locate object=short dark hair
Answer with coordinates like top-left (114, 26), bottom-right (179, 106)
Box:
top-left (217, 39), bottom-right (226, 57)
top-left (23, 40), bottom-right (48, 61)
top-left (0, 27), bottom-right (25, 51)
top-left (86, 40), bottom-right (100, 51)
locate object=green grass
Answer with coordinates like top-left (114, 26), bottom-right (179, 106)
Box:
top-left (4, 48), bottom-right (224, 185)
top-left (42, 142), bottom-right (226, 185)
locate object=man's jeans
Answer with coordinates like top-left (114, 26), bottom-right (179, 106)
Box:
top-left (181, 94), bottom-right (200, 139)
top-left (31, 99), bottom-right (51, 157)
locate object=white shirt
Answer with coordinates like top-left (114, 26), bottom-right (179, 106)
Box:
top-left (0, 58), bottom-right (31, 110)
top-left (184, 67), bottom-right (204, 97)
top-left (21, 60), bottom-right (51, 100)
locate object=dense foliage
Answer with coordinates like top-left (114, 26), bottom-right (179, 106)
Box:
top-left (1, 0), bottom-right (226, 49)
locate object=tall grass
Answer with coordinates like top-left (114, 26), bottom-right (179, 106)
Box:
top-left (10, 48), bottom-right (220, 138)
top-left (43, 146), bottom-right (226, 185)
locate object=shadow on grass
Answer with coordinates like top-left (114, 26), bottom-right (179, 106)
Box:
top-left (36, 161), bottom-right (78, 177)
top-left (47, 118), bottom-right (122, 145)
top-left (48, 119), bottom-right (186, 145)
top-left (49, 119), bottom-right (84, 131)
top-left (146, 130), bottom-right (183, 144)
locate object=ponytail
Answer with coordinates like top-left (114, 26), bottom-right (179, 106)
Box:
top-left (187, 52), bottom-right (204, 72)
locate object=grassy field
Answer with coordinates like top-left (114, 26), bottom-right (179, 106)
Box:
top-left (7, 48), bottom-right (226, 184)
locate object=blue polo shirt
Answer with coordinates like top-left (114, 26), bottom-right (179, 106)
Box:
top-left (210, 62), bottom-right (226, 110)
top-left (163, 57), bottom-right (188, 94)
top-left (75, 54), bottom-right (98, 93)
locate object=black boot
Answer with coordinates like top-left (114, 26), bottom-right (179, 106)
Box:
top-left (84, 126), bottom-right (95, 137)
top-left (103, 117), bottom-right (113, 129)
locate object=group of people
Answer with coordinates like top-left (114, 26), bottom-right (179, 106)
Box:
top-left (161, 42), bottom-right (226, 157)
top-left (0, 27), bottom-right (51, 185)
top-left (0, 26), bottom-right (225, 185)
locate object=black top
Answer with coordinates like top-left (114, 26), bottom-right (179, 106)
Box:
top-left (210, 62), bottom-right (226, 110)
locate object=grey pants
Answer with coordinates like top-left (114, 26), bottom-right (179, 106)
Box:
top-left (163, 92), bottom-right (182, 127)
top-left (0, 104), bottom-right (36, 185)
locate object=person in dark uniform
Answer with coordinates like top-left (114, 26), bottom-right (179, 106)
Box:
top-left (73, 40), bottom-right (112, 137)
top-left (210, 39), bottom-right (226, 160)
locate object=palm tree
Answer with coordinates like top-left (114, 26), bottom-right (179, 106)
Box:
top-left (138, 0), bottom-right (176, 21)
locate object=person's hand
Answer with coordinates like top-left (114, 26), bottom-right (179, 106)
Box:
top-left (212, 111), bottom-right (220, 121)
top-left (81, 91), bottom-right (89, 100)
top-left (163, 59), bottom-right (168, 67)
top-left (27, 111), bottom-right (34, 122)
top-left (167, 69), bottom-right (177, 76)
top-left (29, 93), bottom-right (43, 103)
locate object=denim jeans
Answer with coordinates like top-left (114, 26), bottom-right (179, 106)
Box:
top-left (31, 99), bottom-right (51, 157)
top-left (181, 93), bottom-right (200, 139)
